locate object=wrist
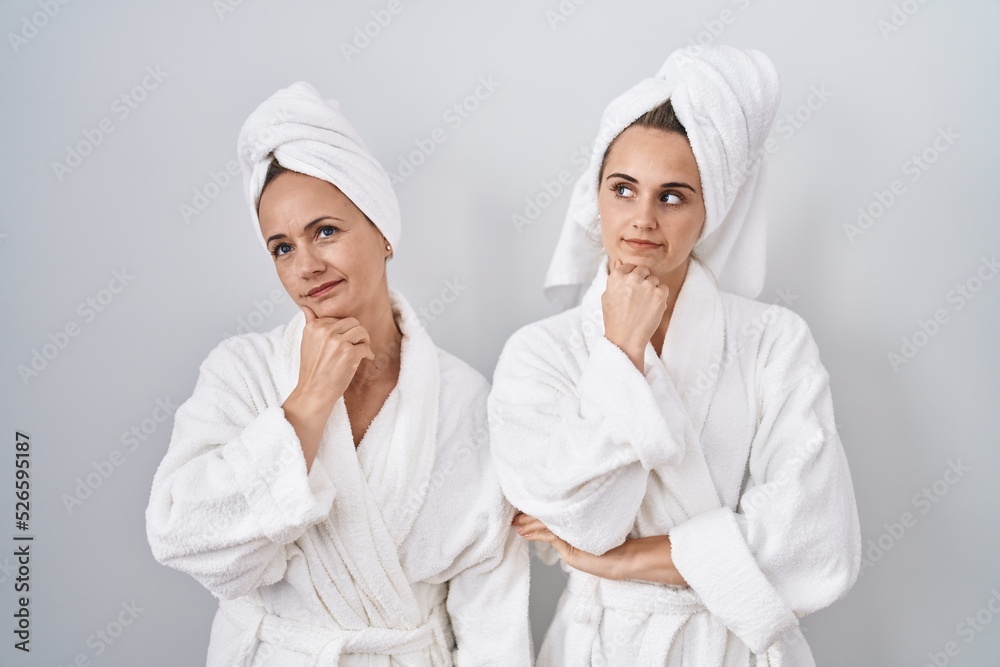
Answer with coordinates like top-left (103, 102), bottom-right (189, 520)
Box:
top-left (603, 334), bottom-right (646, 371)
top-left (285, 386), bottom-right (337, 415)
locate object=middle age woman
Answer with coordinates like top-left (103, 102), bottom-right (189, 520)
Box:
top-left (145, 81), bottom-right (532, 666)
top-left (488, 46), bottom-right (861, 666)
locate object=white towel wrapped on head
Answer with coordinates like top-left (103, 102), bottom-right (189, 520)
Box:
top-left (544, 44), bottom-right (781, 309)
top-left (236, 80), bottom-right (401, 251)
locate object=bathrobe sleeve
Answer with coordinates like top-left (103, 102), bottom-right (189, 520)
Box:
top-left (421, 359), bottom-right (533, 666)
top-left (445, 515), bottom-right (533, 666)
top-left (489, 323), bottom-right (687, 556)
top-left (145, 336), bottom-right (337, 600)
top-left (668, 310), bottom-right (862, 654)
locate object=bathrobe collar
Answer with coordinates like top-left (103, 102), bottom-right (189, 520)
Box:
top-left (578, 254), bottom-right (726, 438)
top-left (286, 288), bottom-right (441, 550)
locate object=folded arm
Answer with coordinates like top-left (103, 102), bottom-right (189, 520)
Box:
top-left (515, 314), bottom-right (862, 654)
top-left (488, 327), bottom-right (686, 555)
top-left (514, 512), bottom-right (686, 586)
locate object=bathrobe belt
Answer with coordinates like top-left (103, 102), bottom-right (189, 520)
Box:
top-left (563, 570), bottom-right (703, 665)
top-left (565, 571), bottom-right (785, 666)
top-left (226, 586), bottom-right (451, 666)
top-left (567, 569), bottom-right (704, 621)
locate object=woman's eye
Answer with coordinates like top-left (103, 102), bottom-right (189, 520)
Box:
top-left (661, 192), bottom-right (683, 204)
top-left (272, 243), bottom-right (292, 257)
top-left (318, 225), bottom-right (338, 238)
top-left (614, 184), bottom-right (634, 198)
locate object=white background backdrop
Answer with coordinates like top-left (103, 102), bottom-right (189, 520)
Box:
top-left (2, 1), bottom-right (998, 665)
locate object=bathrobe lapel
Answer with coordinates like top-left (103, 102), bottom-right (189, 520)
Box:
top-left (579, 257), bottom-right (725, 528)
top-left (354, 289), bottom-right (440, 549)
top-left (281, 290), bottom-right (440, 632)
top-left (565, 258), bottom-right (736, 665)
top-left (655, 258), bottom-right (725, 439)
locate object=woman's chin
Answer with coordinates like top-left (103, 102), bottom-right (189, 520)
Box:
top-left (301, 295), bottom-right (353, 319)
top-left (613, 253), bottom-right (664, 271)
top-left (608, 252), bottom-right (691, 283)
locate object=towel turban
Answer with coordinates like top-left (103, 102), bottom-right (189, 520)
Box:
top-left (236, 81), bottom-right (401, 252)
top-left (544, 45), bottom-right (782, 309)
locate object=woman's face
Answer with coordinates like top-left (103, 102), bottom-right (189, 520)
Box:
top-left (257, 170), bottom-right (390, 318)
top-left (597, 125), bottom-right (706, 282)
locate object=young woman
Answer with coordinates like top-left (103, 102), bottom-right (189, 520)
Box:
top-left (489, 46), bottom-right (861, 666)
top-left (145, 81), bottom-right (531, 666)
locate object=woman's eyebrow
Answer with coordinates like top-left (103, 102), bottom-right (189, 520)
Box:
top-left (661, 181), bottom-right (697, 192)
top-left (605, 172), bottom-right (697, 192)
top-left (266, 216), bottom-right (342, 244)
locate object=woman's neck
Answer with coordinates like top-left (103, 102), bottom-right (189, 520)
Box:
top-left (649, 257), bottom-right (691, 355)
top-left (349, 285), bottom-right (402, 387)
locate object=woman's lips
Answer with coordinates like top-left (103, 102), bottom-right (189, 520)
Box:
top-left (623, 238), bottom-right (662, 250)
top-left (307, 280), bottom-right (342, 297)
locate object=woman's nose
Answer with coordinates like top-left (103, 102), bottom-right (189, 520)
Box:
top-left (631, 199), bottom-right (659, 229)
top-left (295, 245), bottom-right (325, 275)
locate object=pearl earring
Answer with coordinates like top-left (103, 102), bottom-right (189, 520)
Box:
top-left (386, 244), bottom-right (391, 251)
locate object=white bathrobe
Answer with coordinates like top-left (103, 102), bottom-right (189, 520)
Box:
top-left (489, 258), bottom-right (861, 666)
top-left (146, 288), bottom-right (532, 666)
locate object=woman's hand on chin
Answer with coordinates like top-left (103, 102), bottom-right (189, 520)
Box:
top-left (295, 304), bottom-right (375, 403)
top-left (602, 258), bottom-right (670, 371)
top-left (282, 304), bottom-right (376, 471)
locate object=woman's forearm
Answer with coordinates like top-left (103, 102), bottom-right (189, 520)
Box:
top-left (514, 513), bottom-right (689, 586)
top-left (281, 387), bottom-right (335, 471)
top-left (616, 536), bottom-right (688, 586)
